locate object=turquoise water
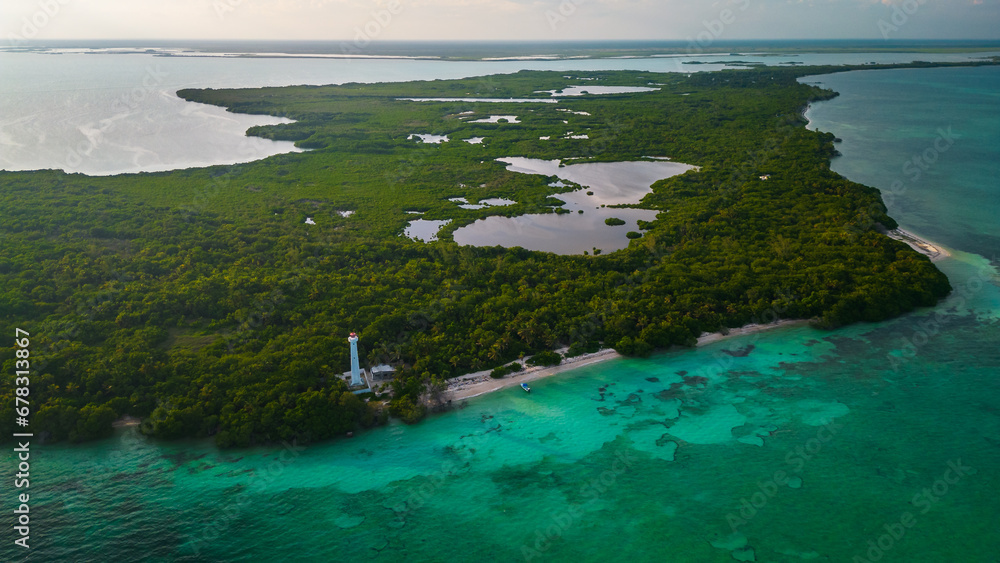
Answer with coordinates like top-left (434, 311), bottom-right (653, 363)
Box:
top-left (4, 68), bottom-right (1000, 562)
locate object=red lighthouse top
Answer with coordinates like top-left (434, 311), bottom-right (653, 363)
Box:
top-left (349, 332), bottom-right (357, 338)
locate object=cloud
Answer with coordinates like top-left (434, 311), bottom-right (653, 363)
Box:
top-left (1, 0), bottom-right (998, 40)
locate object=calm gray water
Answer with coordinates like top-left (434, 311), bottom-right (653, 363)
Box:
top-left (453, 157), bottom-right (695, 254)
top-left (1, 49), bottom-right (996, 175)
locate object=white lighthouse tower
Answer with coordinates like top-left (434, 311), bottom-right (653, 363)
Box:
top-left (348, 332), bottom-right (362, 387)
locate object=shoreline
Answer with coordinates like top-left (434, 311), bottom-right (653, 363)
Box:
top-left (887, 228), bottom-right (951, 262)
top-left (443, 348), bottom-right (622, 402)
top-left (443, 319), bottom-right (807, 402)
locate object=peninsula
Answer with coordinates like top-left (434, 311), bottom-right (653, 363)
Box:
top-left (3, 62), bottom-right (980, 446)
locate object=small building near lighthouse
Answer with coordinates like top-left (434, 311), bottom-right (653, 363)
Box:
top-left (370, 364), bottom-right (395, 381)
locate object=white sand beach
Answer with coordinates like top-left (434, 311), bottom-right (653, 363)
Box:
top-left (443, 348), bottom-right (620, 401)
top-left (444, 319), bottom-right (807, 402)
top-left (888, 228), bottom-right (951, 262)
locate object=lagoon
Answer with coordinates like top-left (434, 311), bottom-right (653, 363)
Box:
top-left (403, 219), bottom-right (451, 242)
top-left (467, 115), bottom-right (521, 123)
top-left (538, 85), bottom-right (660, 96)
top-left (453, 157), bottom-right (695, 254)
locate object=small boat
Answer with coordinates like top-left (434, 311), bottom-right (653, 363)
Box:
top-left (521, 383), bottom-right (531, 393)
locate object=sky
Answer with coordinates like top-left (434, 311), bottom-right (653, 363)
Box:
top-left (2, 0), bottom-right (999, 44)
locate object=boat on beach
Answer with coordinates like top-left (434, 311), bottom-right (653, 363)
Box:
top-left (521, 383), bottom-right (531, 393)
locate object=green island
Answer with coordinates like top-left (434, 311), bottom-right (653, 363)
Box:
top-left (6, 61), bottom-right (991, 447)
top-left (147, 41), bottom-right (1000, 61)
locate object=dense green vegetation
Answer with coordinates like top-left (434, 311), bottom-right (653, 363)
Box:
top-left (2, 63), bottom-right (974, 446)
top-left (490, 362), bottom-right (524, 379)
top-left (526, 351), bottom-right (563, 368)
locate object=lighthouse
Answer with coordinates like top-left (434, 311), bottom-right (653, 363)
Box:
top-left (348, 332), bottom-right (361, 387)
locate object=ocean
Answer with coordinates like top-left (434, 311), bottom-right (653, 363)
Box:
top-left (1, 52), bottom-right (999, 562)
top-left (1, 46), bottom-right (995, 175)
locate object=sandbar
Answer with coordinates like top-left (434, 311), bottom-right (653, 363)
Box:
top-left (887, 228), bottom-right (950, 262)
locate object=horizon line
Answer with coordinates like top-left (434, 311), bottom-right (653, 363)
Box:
top-left (9, 38), bottom-right (1000, 44)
